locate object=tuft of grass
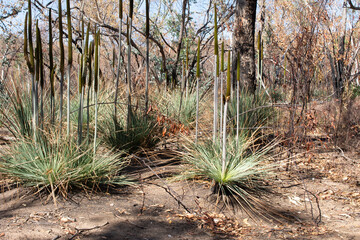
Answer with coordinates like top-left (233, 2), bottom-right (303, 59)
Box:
top-left (0, 133), bottom-right (131, 195)
top-left (0, 87), bottom-right (33, 138)
top-left (159, 89), bottom-right (199, 127)
top-left (182, 134), bottom-right (275, 218)
top-left (228, 90), bottom-right (275, 135)
top-left (98, 108), bottom-right (160, 153)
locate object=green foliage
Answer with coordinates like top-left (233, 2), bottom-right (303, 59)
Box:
top-left (183, 135), bottom-right (274, 216)
top-left (351, 84), bottom-right (360, 98)
top-left (99, 108), bottom-right (160, 153)
top-left (159, 90), bottom-right (201, 127)
top-left (228, 90), bottom-right (275, 134)
top-left (269, 88), bottom-right (285, 102)
top-left (1, 88), bottom-right (33, 138)
top-left (0, 133), bottom-right (131, 194)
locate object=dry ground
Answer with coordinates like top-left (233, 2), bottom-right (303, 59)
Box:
top-left (1, 142), bottom-right (360, 240)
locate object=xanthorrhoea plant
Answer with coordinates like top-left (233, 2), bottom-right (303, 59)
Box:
top-left (58, 0), bottom-right (65, 128)
top-left (126, 0), bottom-right (134, 130)
top-left (236, 52), bottom-right (240, 146)
top-left (48, 9), bottom-right (55, 125)
top-left (66, 0), bottom-right (73, 136)
top-left (144, 0), bottom-right (150, 115)
top-left (114, 0), bottom-right (123, 119)
top-left (222, 50), bottom-right (231, 177)
top-left (195, 37), bottom-right (200, 142)
top-left (94, 29), bottom-right (100, 154)
top-left (213, 3), bottom-right (219, 142)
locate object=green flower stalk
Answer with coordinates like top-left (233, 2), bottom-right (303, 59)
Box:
top-left (114, 0), bottom-right (123, 120)
top-left (87, 41), bottom-right (94, 141)
top-left (94, 30), bottom-right (100, 155)
top-left (196, 37), bottom-right (200, 142)
top-left (66, 0), bottom-right (73, 137)
top-left (185, 40), bottom-right (189, 99)
top-left (236, 52), bottom-right (240, 145)
top-left (213, 3), bottom-right (219, 142)
top-left (178, 59), bottom-right (185, 120)
top-left (25, 0), bottom-right (36, 140)
top-left (226, 51), bottom-right (231, 98)
top-left (257, 31), bottom-right (270, 98)
top-left (49, 9), bottom-right (55, 125)
top-left (50, 65), bottom-right (56, 125)
top-left (24, 13), bottom-right (33, 74)
top-left (112, 47), bottom-right (116, 70)
top-left (127, 2), bottom-right (134, 130)
top-left (39, 30), bottom-right (44, 127)
top-left (34, 20), bottom-right (40, 131)
top-left (220, 41), bottom-right (224, 139)
top-left (144, 0), bottom-right (150, 115)
top-left (78, 22), bottom-right (90, 146)
top-left (58, 0), bottom-right (65, 128)
top-left (222, 50), bottom-right (231, 177)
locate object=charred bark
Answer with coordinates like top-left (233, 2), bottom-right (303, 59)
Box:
top-left (232, 0), bottom-right (257, 94)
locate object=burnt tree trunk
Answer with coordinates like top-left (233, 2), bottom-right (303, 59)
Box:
top-left (232, 0), bottom-right (257, 94)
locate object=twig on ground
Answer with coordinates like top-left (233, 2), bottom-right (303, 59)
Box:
top-left (336, 146), bottom-right (354, 162)
top-left (69, 222), bottom-right (109, 240)
top-left (131, 154), bottom-right (192, 214)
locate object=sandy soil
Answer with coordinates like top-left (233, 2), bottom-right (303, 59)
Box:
top-left (1, 145), bottom-right (360, 240)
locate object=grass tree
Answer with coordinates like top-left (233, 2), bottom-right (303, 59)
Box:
top-left (94, 29), bottom-right (100, 154)
top-left (48, 9), bottom-right (55, 125)
top-left (213, 3), bottom-right (219, 142)
top-left (66, 0), bottom-right (73, 136)
top-left (126, 0), bottom-right (134, 130)
top-left (114, 0), bottom-right (123, 119)
top-left (222, 50), bottom-right (231, 177)
top-left (195, 37), bottom-right (200, 142)
top-left (58, 0), bottom-right (65, 128)
top-left (144, 0), bottom-right (150, 115)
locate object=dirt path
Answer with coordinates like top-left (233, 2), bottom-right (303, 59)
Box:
top-left (1, 149), bottom-right (360, 240)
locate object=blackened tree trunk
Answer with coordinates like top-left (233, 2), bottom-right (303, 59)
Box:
top-left (232, 0), bottom-right (257, 94)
